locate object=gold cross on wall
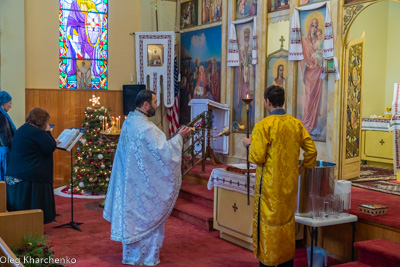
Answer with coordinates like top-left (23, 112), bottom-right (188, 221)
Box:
top-left (279, 35), bottom-right (285, 49)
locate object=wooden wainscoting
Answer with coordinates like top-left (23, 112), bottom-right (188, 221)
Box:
top-left (26, 89), bottom-right (123, 188)
top-left (304, 220), bottom-right (400, 262)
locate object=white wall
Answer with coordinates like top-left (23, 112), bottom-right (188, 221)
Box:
top-left (0, 0), bottom-right (25, 127)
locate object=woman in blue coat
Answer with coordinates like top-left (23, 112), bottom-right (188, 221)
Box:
top-left (0, 91), bottom-right (16, 181)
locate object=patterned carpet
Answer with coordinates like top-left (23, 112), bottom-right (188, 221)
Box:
top-left (350, 165), bottom-right (399, 196)
top-left (352, 180), bottom-right (400, 196)
top-left (350, 165), bottom-right (395, 182)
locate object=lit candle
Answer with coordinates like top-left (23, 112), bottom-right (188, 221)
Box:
top-left (118, 116), bottom-right (121, 130)
top-left (246, 94), bottom-right (249, 99)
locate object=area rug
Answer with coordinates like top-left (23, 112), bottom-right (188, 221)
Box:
top-left (352, 180), bottom-right (400, 196)
top-left (350, 165), bottom-right (395, 182)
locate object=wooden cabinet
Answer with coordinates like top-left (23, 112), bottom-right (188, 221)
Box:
top-left (213, 187), bottom-right (254, 250)
top-left (213, 187), bottom-right (304, 250)
top-left (361, 130), bottom-right (393, 164)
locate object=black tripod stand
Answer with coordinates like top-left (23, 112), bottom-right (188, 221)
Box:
top-left (54, 148), bottom-right (83, 231)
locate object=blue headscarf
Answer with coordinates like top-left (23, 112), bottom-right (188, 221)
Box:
top-left (0, 91), bottom-right (11, 105)
top-left (0, 91), bottom-right (17, 134)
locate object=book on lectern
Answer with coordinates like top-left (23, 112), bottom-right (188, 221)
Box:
top-left (56, 128), bottom-right (84, 152)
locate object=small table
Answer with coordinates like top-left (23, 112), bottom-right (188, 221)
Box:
top-left (295, 214), bottom-right (358, 266)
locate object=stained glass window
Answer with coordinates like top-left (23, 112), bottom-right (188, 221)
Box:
top-left (59, 0), bottom-right (108, 89)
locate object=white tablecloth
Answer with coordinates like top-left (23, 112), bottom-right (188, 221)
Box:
top-left (391, 116), bottom-right (400, 170)
top-left (207, 168), bottom-right (256, 196)
top-left (390, 115), bottom-right (400, 130)
top-left (361, 118), bottom-right (391, 131)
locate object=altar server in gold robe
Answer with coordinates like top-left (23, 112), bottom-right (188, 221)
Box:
top-left (103, 90), bottom-right (191, 266)
top-left (243, 85), bottom-right (317, 267)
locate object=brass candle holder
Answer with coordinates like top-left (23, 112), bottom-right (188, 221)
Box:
top-left (385, 107), bottom-right (392, 119)
top-left (242, 96), bottom-right (253, 205)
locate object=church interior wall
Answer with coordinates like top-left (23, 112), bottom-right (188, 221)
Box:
top-left (347, 1), bottom-right (388, 118)
top-left (25, 0), bottom-right (60, 91)
top-left (347, 0), bottom-right (400, 118)
top-left (107, 0), bottom-right (142, 89)
top-left (266, 21), bottom-right (289, 55)
top-left (385, 1), bottom-right (400, 111)
top-left (0, 0), bottom-right (25, 127)
top-left (140, 0), bottom-right (177, 33)
top-left (0, 0), bottom-right (344, 166)
top-left (24, 0), bottom-right (141, 93)
top-left (223, 1), bottom-right (341, 166)
top-left (2, 0), bottom-right (399, 174)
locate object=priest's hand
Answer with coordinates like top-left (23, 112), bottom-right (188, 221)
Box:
top-left (178, 126), bottom-right (192, 139)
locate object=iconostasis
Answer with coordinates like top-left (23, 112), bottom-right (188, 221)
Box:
top-left (175, 0), bottom-right (400, 177)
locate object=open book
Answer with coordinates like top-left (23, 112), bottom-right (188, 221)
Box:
top-left (56, 128), bottom-right (84, 152)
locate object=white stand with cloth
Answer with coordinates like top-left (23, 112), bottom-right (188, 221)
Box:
top-left (189, 99), bottom-right (230, 156)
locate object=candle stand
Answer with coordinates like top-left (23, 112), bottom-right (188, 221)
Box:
top-left (242, 97), bottom-right (253, 205)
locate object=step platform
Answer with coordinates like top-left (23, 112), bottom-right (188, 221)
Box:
top-left (356, 239), bottom-right (400, 267)
top-left (332, 239), bottom-right (400, 267)
top-left (171, 180), bottom-right (215, 231)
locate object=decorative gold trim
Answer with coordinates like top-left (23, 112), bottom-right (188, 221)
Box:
top-left (343, 2), bottom-right (372, 35)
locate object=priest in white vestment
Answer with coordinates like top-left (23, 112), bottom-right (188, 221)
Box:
top-left (103, 90), bottom-right (192, 266)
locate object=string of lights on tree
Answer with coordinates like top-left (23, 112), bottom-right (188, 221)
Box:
top-left (71, 95), bottom-right (121, 194)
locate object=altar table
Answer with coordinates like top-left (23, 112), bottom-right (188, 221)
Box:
top-left (208, 167), bottom-right (305, 250)
top-left (361, 118), bottom-right (393, 165)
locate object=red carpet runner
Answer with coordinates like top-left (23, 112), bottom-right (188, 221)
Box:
top-left (45, 196), bottom-right (260, 267)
